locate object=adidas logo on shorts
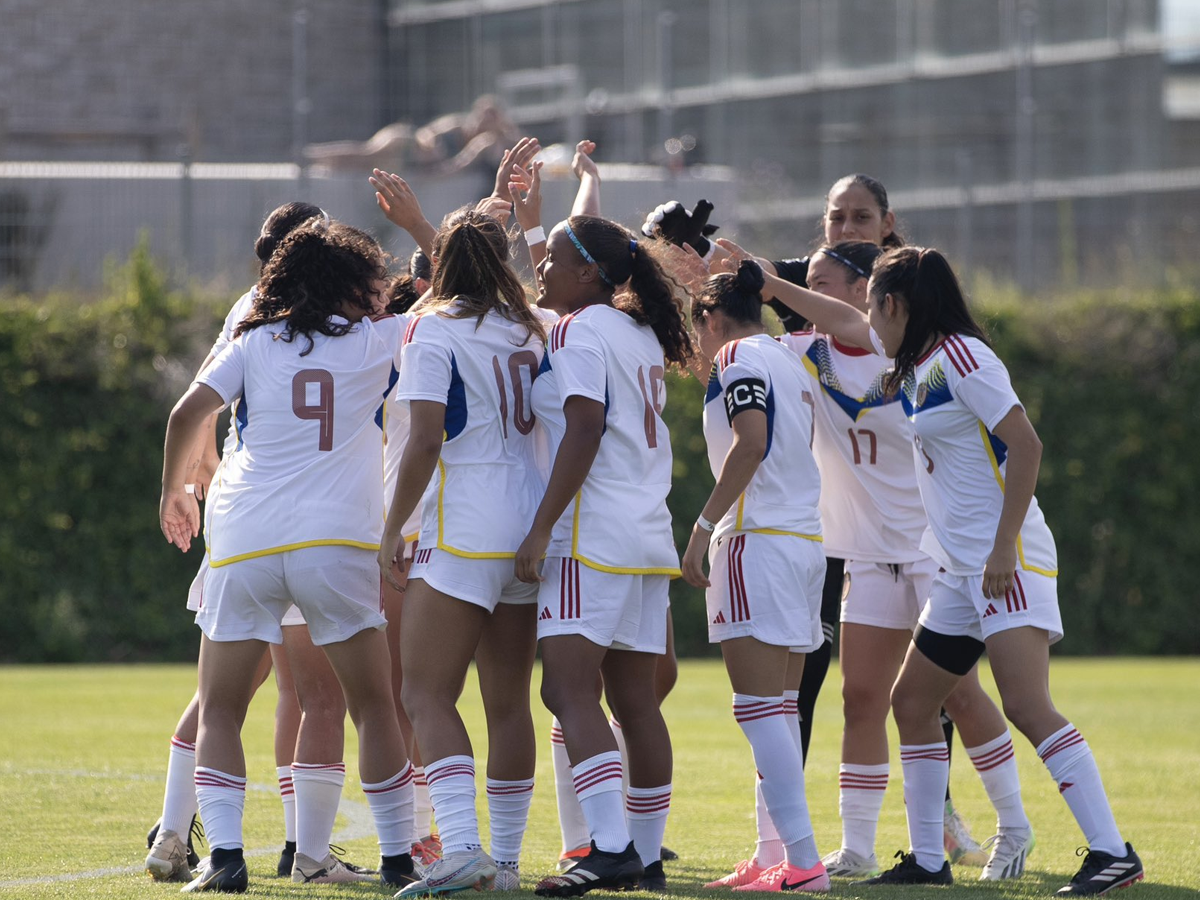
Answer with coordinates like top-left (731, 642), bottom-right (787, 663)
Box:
top-left (983, 603), bottom-right (999, 618)
top-left (539, 607), bottom-right (553, 621)
top-left (712, 611), bottom-right (726, 624)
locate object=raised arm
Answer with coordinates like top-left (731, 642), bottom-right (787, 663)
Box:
top-left (570, 140), bottom-right (601, 218)
top-left (509, 160), bottom-right (546, 271)
top-left (370, 169), bottom-right (437, 258)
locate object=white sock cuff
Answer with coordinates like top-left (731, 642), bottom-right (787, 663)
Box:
top-left (292, 761), bottom-right (346, 786)
top-left (550, 721), bottom-right (565, 745)
top-left (486, 777), bottom-right (535, 795)
top-left (1036, 724), bottom-right (1088, 766)
top-left (194, 767), bottom-right (246, 791)
top-left (733, 693), bottom-right (785, 723)
top-left (782, 690), bottom-right (800, 716)
top-left (572, 751), bottom-right (623, 801)
top-left (412, 765), bottom-right (427, 786)
top-left (362, 763), bottom-right (415, 794)
top-left (425, 755), bottom-right (475, 787)
top-left (966, 730), bottom-right (1016, 771)
top-left (170, 735), bottom-right (196, 755)
top-left (276, 765), bottom-right (294, 793)
top-left (900, 742), bottom-right (950, 763)
top-left (625, 783), bottom-right (672, 819)
top-left (839, 762), bottom-right (890, 790)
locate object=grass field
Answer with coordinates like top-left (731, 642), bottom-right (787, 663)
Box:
top-left (0, 659), bottom-right (1197, 899)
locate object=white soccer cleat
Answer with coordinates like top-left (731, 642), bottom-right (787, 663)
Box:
top-left (291, 850), bottom-right (376, 884)
top-left (146, 829), bottom-right (193, 882)
top-left (396, 848), bottom-right (497, 897)
top-left (494, 864), bottom-right (520, 891)
top-left (821, 847), bottom-right (880, 878)
top-left (980, 828), bottom-right (1036, 881)
top-left (944, 800), bottom-right (988, 866)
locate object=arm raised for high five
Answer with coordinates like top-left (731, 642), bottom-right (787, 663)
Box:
top-left (492, 136), bottom-right (541, 204)
top-left (570, 140), bottom-right (601, 218)
top-left (509, 161), bottom-right (546, 271)
top-left (370, 169), bottom-right (437, 258)
top-left (714, 238), bottom-right (873, 348)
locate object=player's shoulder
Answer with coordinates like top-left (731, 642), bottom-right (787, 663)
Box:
top-left (938, 333), bottom-right (999, 379)
top-left (548, 305), bottom-right (606, 353)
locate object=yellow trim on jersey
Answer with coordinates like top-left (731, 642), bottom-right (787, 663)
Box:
top-left (570, 489), bottom-right (682, 576)
top-left (432, 459), bottom-right (520, 559)
top-left (208, 538), bottom-right (381, 568)
top-left (976, 422), bottom-right (1059, 578)
top-left (735, 494), bottom-right (745, 530)
top-left (747, 528), bottom-right (823, 541)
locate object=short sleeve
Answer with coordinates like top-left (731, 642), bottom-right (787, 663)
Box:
top-left (196, 340), bottom-right (246, 406)
top-left (397, 318), bottom-right (453, 403)
top-left (716, 341), bottom-right (770, 392)
top-left (868, 326), bottom-right (889, 358)
top-left (550, 318), bottom-right (607, 404)
top-left (210, 290), bottom-right (255, 359)
top-left (946, 337), bottom-right (1022, 432)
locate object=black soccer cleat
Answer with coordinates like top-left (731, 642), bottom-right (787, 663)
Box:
top-left (380, 851), bottom-right (421, 888)
top-left (638, 860), bottom-right (667, 892)
top-left (276, 841), bottom-right (296, 878)
top-left (659, 846), bottom-right (679, 862)
top-left (147, 815), bottom-right (203, 869)
top-left (181, 849), bottom-right (248, 893)
top-left (851, 850), bottom-right (953, 886)
top-left (534, 841), bottom-right (644, 897)
top-left (1057, 843), bottom-right (1144, 896)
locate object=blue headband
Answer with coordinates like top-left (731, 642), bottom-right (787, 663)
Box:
top-left (820, 247), bottom-right (870, 280)
top-left (563, 222), bottom-right (615, 286)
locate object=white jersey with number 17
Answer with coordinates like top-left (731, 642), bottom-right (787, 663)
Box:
top-left (198, 314), bottom-right (403, 567)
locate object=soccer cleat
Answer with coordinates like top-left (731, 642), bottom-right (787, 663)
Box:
top-left (148, 815), bottom-right (204, 869)
top-left (414, 833), bottom-right (444, 867)
top-left (494, 864), bottom-right (521, 891)
top-left (292, 850), bottom-right (376, 883)
top-left (380, 852), bottom-right (422, 889)
top-left (820, 847), bottom-right (880, 878)
top-left (943, 801), bottom-right (987, 866)
top-left (534, 841), bottom-right (644, 897)
top-left (639, 860), bottom-right (667, 892)
top-left (276, 841), bottom-right (296, 878)
top-left (660, 846), bottom-right (679, 862)
top-left (180, 852), bottom-right (248, 893)
top-left (705, 859), bottom-right (766, 888)
top-left (980, 827), bottom-right (1036, 881)
top-left (396, 848), bottom-right (497, 897)
top-left (557, 845), bottom-right (591, 872)
top-left (851, 851), bottom-right (953, 886)
top-left (329, 842), bottom-right (378, 875)
top-left (146, 829), bottom-right (194, 882)
top-left (732, 860), bottom-right (830, 893)
top-left (1056, 843), bottom-right (1144, 896)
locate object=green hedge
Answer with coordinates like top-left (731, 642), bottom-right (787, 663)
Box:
top-left (1, 251), bottom-right (1197, 661)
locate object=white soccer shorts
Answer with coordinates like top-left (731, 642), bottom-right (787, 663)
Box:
top-left (536, 557), bottom-right (671, 654)
top-left (407, 547), bottom-right (536, 612)
top-left (840, 556), bottom-right (939, 631)
top-left (195, 546), bottom-right (387, 646)
top-left (706, 532), bottom-right (826, 652)
top-left (190, 558), bottom-right (307, 626)
top-left (918, 568), bottom-right (1064, 644)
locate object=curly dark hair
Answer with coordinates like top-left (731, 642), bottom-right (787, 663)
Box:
top-left (426, 206), bottom-right (545, 345)
top-left (693, 258), bottom-right (765, 326)
top-left (236, 219), bottom-right (387, 356)
top-left (254, 201), bottom-right (325, 270)
top-left (566, 215), bottom-right (693, 366)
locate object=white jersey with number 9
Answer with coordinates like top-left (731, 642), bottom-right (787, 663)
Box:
top-left (198, 314), bottom-right (404, 567)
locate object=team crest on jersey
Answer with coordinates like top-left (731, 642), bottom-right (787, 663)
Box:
top-left (916, 382), bottom-right (928, 407)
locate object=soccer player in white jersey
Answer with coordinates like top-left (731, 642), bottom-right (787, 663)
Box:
top-left (731, 239), bottom-right (1144, 896)
top-left (377, 208), bottom-right (549, 897)
top-left (512, 214), bottom-right (693, 896)
top-left (775, 241), bottom-right (1033, 883)
top-left (679, 260), bottom-right (829, 893)
top-left (159, 220), bottom-right (419, 894)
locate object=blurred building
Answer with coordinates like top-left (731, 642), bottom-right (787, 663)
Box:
top-left (2, 0), bottom-right (1199, 290)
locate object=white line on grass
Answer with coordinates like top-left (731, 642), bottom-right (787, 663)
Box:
top-left (0, 777), bottom-right (376, 888)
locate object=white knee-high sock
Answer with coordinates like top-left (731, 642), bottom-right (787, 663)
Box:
top-left (838, 763), bottom-right (889, 859)
top-left (782, 690), bottom-right (803, 756)
top-left (425, 756), bottom-right (481, 855)
top-left (551, 719), bottom-right (590, 854)
top-left (733, 695), bottom-right (818, 868)
top-left (161, 736), bottom-right (198, 837)
top-left (899, 743), bottom-right (949, 872)
top-left (626, 784), bottom-right (671, 867)
top-left (412, 766), bottom-right (433, 838)
top-left (291, 762), bottom-right (344, 862)
top-left (194, 767), bottom-right (246, 851)
top-left (487, 778), bottom-right (534, 867)
top-left (754, 771), bottom-right (784, 867)
top-left (276, 765), bottom-right (297, 843)
top-left (572, 751), bottom-right (629, 853)
top-left (362, 764), bottom-right (416, 857)
top-left (966, 730), bottom-right (1030, 832)
top-left (1037, 724), bottom-right (1124, 856)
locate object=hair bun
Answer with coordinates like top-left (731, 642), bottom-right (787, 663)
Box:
top-left (735, 259), bottom-right (765, 295)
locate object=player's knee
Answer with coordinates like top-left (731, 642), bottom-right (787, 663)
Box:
top-left (842, 677), bottom-right (890, 724)
top-left (1000, 693), bottom-right (1054, 741)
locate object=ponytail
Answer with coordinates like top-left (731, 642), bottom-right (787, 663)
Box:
top-left (693, 259), bottom-right (765, 326)
top-left (255, 201), bottom-right (326, 270)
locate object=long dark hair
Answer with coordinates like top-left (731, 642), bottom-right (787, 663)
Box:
top-left (815, 240), bottom-right (883, 283)
top-left (872, 246), bottom-right (989, 392)
top-left (566, 215), bottom-right (693, 366)
top-left (237, 219), bottom-right (386, 356)
top-left (823, 174), bottom-right (905, 249)
top-left (693, 259), bottom-right (765, 326)
top-left (427, 206), bottom-right (544, 345)
top-left (254, 201), bottom-right (325, 270)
